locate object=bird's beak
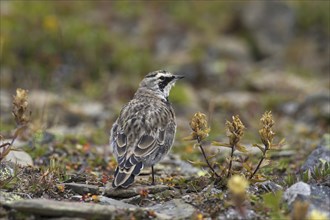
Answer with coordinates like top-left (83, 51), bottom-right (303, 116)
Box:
top-left (174, 75), bottom-right (184, 80)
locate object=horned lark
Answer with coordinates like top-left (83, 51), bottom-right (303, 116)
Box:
top-left (110, 70), bottom-right (183, 188)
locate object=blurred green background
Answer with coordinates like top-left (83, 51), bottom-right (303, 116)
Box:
top-left (1, 1), bottom-right (328, 91)
top-left (0, 1), bottom-right (329, 141)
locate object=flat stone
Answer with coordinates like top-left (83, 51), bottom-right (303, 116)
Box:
top-left (149, 199), bottom-right (196, 219)
top-left (4, 199), bottom-right (165, 219)
top-left (104, 184), bottom-right (170, 198)
top-left (98, 196), bottom-right (137, 208)
top-left (63, 183), bottom-right (101, 195)
top-left (4, 199), bottom-right (115, 219)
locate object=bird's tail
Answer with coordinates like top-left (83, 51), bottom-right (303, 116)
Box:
top-left (112, 162), bottom-right (143, 188)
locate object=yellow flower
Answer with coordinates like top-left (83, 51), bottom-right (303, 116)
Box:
top-left (308, 210), bottom-right (329, 220)
top-left (43, 15), bottom-right (59, 32)
top-left (227, 175), bottom-right (249, 195)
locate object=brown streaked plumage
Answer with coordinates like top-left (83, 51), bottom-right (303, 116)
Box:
top-left (110, 70), bottom-right (183, 188)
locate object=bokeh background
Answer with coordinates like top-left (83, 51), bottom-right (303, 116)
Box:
top-left (1, 1), bottom-right (329, 161)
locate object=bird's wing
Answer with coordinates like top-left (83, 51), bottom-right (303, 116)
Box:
top-left (111, 115), bottom-right (172, 188)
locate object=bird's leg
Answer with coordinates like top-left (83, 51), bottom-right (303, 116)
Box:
top-left (151, 166), bottom-right (155, 185)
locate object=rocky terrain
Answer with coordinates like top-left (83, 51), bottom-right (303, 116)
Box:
top-left (1, 1), bottom-right (329, 219)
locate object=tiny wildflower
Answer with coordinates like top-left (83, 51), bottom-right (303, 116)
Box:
top-left (43, 15), bottom-right (59, 32)
top-left (250, 111), bottom-right (277, 179)
top-left (308, 210), bottom-right (329, 220)
top-left (184, 112), bottom-right (219, 177)
top-left (226, 115), bottom-right (245, 146)
top-left (259, 111), bottom-right (275, 150)
top-left (12, 88), bottom-right (30, 126)
top-left (227, 175), bottom-right (249, 195)
top-left (187, 112), bottom-right (210, 141)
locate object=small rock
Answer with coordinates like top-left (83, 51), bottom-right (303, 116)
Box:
top-left (283, 182), bottom-right (330, 217)
top-left (160, 154), bottom-right (202, 176)
top-left (4, 150), bottom-right (33, 166)
top-left (104, 184), bottom-right (170, 198)
top-left (283, 181), bottom-right (311, 206)
top-left (222, 208), bottom-right (257, 220)
top-left (300, 138), bottom-right (330, 173)
top-left (149, 199), bottom-right (196, 219)
top-left (63, 183), bottom-right (101, 195)
top-left (98, 196), bottom-right (137, 209)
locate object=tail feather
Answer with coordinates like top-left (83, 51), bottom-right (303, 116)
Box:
top-left (112, 162), bottom-right (143, 188)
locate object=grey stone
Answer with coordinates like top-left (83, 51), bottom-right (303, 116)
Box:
top-left (104, 184), bottom-right (170, 198)
top-left (98, 196), bottom-right (137, 208)
top-left (149, 199), bottom-right (196, 219)
top-left (283, 182), bottom-right (330, 217)
top-left (283, 182), bottom-right (311, 206)
top-left (4, 198), bottom-right (174, 220)
top-left (161, 154), bottom-right (202, 175)
top-left (4, 150), bottom-right (33, 166)
top-left (63, 183), bottom-right (101, 195)
top-left (309, 184), bottom-right (330, 214)
top-left (300, 138), bottom-right (330, 173)
top-left (3, 199), bottom-right (149, 219)
top-left (222, 208), bottom-right (257, 220)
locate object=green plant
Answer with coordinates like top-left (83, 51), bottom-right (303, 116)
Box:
top-left (262, 191), bottom-right (287, 220)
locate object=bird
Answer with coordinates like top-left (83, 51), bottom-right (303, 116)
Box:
top-left (110, 70), bottom-right (183, 188)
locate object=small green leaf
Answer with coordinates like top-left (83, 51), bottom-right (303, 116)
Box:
top-left (301, 169), bottom-right (310, 183)
top-left (263, 191), bottom-right (283, 211)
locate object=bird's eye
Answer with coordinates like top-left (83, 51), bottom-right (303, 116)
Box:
top-left (159, 76), bottom-right (165, 80)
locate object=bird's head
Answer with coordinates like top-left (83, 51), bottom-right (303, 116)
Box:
top-left (139, 70), bottom-right (184, 100)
